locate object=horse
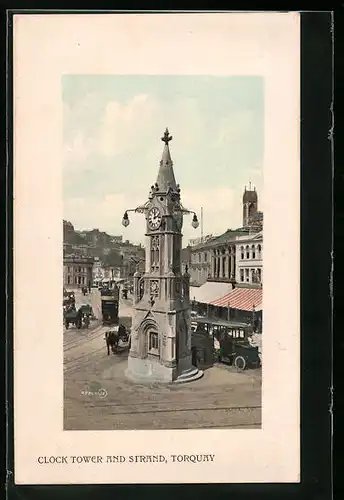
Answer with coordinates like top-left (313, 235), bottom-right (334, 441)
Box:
top-left (104, 324), bottom-right (127, 355)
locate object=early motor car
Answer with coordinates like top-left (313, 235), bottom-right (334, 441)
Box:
top-left (191, 317), bottom-right (261, 370)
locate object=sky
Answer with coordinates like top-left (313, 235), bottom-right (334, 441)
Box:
top-left (62, 75), bottom-right (264, 245)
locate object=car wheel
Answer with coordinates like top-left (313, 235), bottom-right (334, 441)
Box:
top-left (234, 355), bottom-right (247, 370)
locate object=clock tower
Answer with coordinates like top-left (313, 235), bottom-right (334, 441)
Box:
top-left (125, 128), bottom-right (203, 384)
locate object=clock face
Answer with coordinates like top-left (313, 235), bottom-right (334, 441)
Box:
top-left (148, 207), bottom-right (162, 230)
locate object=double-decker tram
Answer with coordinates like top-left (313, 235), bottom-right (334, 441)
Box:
top-left (101, 285), bottom-right (120, 326)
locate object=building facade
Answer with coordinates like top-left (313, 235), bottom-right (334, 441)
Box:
top-left (186, 185), bottom-right (263, 287)
top-left (188, 234), bottom-right (214, 247)
top-left (235, 232), bottom-right (263, 285)
top-left (63, 255), bottom-right (94, 287)
top-left (188, 244), bottom-right (212, 285)
top-left (119, 243), bottom-right (146, 278)
top-left (187, 230), bottom-right (249, 286)
top-left (93, 258), bottom-right (103, 282)
top-left (92, 258), bottom-right (123, 284)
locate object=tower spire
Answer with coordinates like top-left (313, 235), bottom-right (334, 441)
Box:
top-left (156, 127), bottom-right (177, 192)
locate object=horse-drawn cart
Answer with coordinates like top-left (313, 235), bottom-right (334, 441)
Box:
top-left (64, 307), bottom-right (92, 330)
top-left (104, 324), bottom-right (129, 355)
top-left (64, 309), bottom-right (82, 329)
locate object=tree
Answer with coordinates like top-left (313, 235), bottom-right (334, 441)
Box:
top-left (103, 249), bottom-right (122, 267)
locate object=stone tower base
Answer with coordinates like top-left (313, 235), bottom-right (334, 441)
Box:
top-left (125, 356), bottom-right (203, 384)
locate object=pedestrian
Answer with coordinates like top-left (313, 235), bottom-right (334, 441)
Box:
top-left (213, 336), bottom-right (222, 363)
top-left (196, 349), bottom-right (203, 367)
top-left (248, 333), bottom-right (257, 347)
top-left (191, 346), bottom-right (197, 367)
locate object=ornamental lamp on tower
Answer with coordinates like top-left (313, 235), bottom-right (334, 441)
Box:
top-left (121, 129), bottom-right (200, 231)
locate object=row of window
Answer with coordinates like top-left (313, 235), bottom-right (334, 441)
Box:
top-left (191, 244), bottom-right (263, 264)
top-left (239, 268), bottom-right (262, 283)
top-left (193, 323), bottom-right (245, 338)
top-left (66, 266), bottom-right (89, 273)
top-left (240, 244), bottom-right (262, 260)
top-left (191, 268), bottom-right (209, 279)
top-left (191, 252), bottom-right (208, 264)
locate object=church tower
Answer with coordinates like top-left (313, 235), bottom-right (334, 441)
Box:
top-left (243, 182), bottom-right (258, 227)
top-left (125, 129), bottom-right (203, 384)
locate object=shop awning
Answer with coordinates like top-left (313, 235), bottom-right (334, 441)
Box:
top-left (210, 287), bottom-right (263, 312)
top-left (190, 282), bottom-right (233, 305)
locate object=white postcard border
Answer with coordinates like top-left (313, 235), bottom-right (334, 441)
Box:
top-left (13, 12), bottom-right (300, 484)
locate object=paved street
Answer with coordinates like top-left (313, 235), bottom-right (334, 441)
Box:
top-left (64, 293), bottom-right (262, 430)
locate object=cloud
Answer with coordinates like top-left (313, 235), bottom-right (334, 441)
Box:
top-left (98, 94), bottom-right (161, 157)
top-left (249, 168), bottom-right (263, 178)
top-left (62, 92), bottom-right (219, 193)
top-left (95, 94), bottom-right (210, 161)
top-left (63, 82), bottom-right (264, 243)
top-left (181, 186), bottom-right (241, 242)
top-left (63, 131), bottom-right (97, 165)
top-left (211, 110), bottom-right (256, 148)
top-left (182, 187), bottom-right (234, 215)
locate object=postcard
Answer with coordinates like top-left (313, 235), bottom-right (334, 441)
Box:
top-left (13, 11), bottom-right (300, 484)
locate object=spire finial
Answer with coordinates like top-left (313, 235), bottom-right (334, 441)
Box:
top-left (156, 128), bottom-right (177, 191)
top-left (161, 127), bottom-right (172, 145)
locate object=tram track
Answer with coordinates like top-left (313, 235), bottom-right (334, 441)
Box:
top-left (84, 403), bottom-right (261, 416)
top-left (63, 323), bottom-right (105, 352)
top-left (190, 421), bottom-right (261, 429)
top-left (64, 346), bottom-right (106, 373)
top-left (81, 395), bottom-right (261, 408)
